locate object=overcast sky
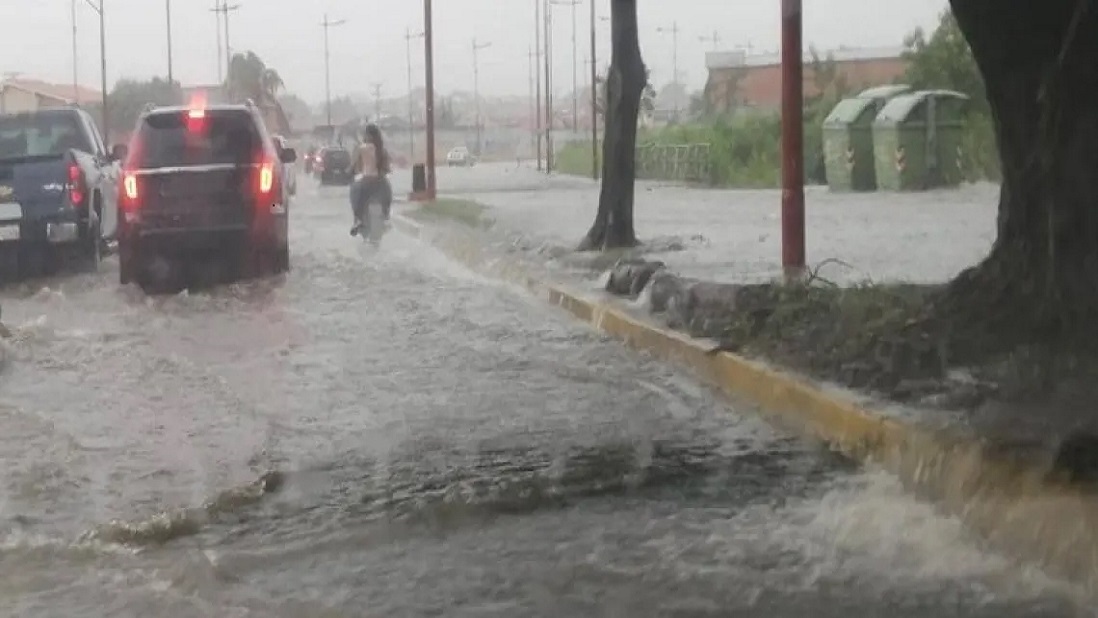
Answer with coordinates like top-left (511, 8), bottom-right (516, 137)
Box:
top-left (2, 0), bottom-right (946, 104)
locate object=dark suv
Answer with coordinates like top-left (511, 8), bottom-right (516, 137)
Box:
top-left (317, 147), bottom-right (353, 185)
top-left (116, 102), bottom-right (295, 287)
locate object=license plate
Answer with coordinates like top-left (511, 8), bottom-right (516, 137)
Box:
top-left (0, 202), bottom-right (22, 220)
top-left (0, 225), bottom-right (20, 241)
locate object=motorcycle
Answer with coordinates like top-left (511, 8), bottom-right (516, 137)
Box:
top-left (361, 199), bottom-right (387, 247)
top-left (350, 179), bottom-right (390, 247)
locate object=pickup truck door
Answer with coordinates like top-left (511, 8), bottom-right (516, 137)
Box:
top-left (81, 112), bottom-right (118, 239)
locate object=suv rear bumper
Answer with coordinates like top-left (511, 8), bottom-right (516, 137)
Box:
top-left (121, 216), bottom-right (286, 254)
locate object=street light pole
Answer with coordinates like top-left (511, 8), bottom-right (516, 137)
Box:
top-left (166, 0), bottom-right (174, 84)
top-left (656, 21), bottom-right (681, 119)
top-left (534, 0), bottom-right (543, 171)
top-left (527, 46), bottom-right (537, 163)
top-left (550, 0), bottom-right (581, 132)
top-left (543, 0), bottom-right (553, 173)
top-left (221, 2), bottom-right (241, 79)
top-left (423, 0), bottom-right (437, 198)
top-left (472, 37), bottom-right (492, 157)
top-left (405, 28), bottom-right (424, 160)
top-left (71, 0), bottom-right (79, 102)
top-left (320, 14), bottom-right (347, 127)
top-left (212, 1), bottom-right (223, 83)
top-left (82, 0), bottom-right (108, 139)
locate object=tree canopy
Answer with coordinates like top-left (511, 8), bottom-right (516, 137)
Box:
top-left (107, 77), bottom-right (182, 135)
top-left (902, 9), bottom-right (987, 113)
top-left (225, 51), bottom-right (284, 105)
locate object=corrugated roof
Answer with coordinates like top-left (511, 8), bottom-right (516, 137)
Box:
top-left (0, 78), bottom-right (101, 104)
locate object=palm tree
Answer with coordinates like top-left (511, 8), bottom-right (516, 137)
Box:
top-left (225, 51), bottom-right (291, 134)
top-left (225, 51), bottom-right (283, 105)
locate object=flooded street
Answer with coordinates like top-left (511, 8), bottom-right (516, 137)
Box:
top-left (0, 178), bottom-right (1083, 616)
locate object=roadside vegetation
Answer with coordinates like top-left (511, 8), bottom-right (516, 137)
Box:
top-left (555, 10), bottom-right (999, 188)
top-left (409, 198), bottom-right (493, 229)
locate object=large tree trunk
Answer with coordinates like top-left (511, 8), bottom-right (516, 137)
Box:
top-left (578, 0), bottom-right (645, 251)
top-left (942, 0), bottom-right (1098, 345)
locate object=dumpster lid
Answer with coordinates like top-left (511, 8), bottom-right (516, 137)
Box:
top-left (856, 84), bottom-right (911, 99)
top-left (873, 89), bottom-right (970, 125)
top-left (823, 97), bottom-right (879, 126)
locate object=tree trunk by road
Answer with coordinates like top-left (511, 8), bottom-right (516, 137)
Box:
top-left (578, 0), bottom-right (645, 251)
top-left (940, 0), bottom-right (1098, 349)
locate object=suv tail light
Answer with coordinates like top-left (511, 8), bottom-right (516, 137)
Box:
top-left (258, 160), bottom-right (275, 196)
top-left (120, 171), bottom-right (139, 211)
top-left (67, 159), bottom-right (86, 207)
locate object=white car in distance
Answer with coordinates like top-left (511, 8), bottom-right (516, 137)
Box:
top-left (446, 146), bottom-right (474, 167)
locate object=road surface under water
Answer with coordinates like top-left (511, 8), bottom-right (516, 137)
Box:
top-left (0, 177), bottom-right (1086, 616)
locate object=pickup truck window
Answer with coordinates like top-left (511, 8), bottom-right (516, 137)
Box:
top-left (0, 112), bottom-right (94, 160)
top-left (132, 110), bottom-right (261, 169)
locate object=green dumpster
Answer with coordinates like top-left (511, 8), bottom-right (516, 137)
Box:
top-left (872, 89), bottom-right (970, 191)
top-left (822, 85), bottom-right (911, 192)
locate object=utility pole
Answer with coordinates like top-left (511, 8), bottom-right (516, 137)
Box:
top-left (699, 31), bottom-right (721, 51)
top-left (534, 0), bottom-right (543, 171)
top-left (780, 0), bottom-right (805, 278)
top-left (212, 1), bottom-right (223, 82)
top-left (527, 46), bottom-right (537, 165)
top-left (81, 0), bottom-right (108, 140)
top-left (405, 28), bottom-right (424, 160)
top-left (71, 0), bottom-right (79, 102)
top-left (557, 0), bottom-right (584, 131)
top-left (657, 21), bottom-right (681, 119)
top-left (371, 83), bottom-right (383, 120)
top-left (472, 37), bottom-right (492, 158)
top-left (550, 0), bottom-right (580, 131)
top-left (588, 0), bottom-right (598, 180)
top-left (320, 14), bottom-right (346, 127)
top-left (543, 0), bottom-right (553, 173)
top-left (423, 0), bottom-right (437, 198)
top-left (221, 2), bottom-right (241, 79)
top-left (166, 0), bottom-right (174, 84)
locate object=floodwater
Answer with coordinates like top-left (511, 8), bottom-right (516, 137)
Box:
top-left (0, 175), bottom-right (1085, 616)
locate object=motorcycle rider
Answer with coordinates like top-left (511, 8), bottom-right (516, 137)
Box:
top-left (349, 123), bottom-right (393, 237)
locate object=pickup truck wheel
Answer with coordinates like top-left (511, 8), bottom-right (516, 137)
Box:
top-left (75, 219), bottom-right (101, 274)
top-left (0, 246), bottom-right (19, 285)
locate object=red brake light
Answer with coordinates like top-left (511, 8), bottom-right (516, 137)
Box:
top-left (123, 173), bottom-right (138, 201)
top-left (67, 161), bottom-right (85, 206)
top-left (188, 108), bottom-right (205, 119)
top-left (258, 161), bottom-right (275, 195)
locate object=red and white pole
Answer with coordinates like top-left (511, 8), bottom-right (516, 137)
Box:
top-left (780, 0), bottom-right (805, 279)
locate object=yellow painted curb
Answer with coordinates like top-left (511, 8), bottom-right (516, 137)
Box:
top-left (394, 212), bottom-right (1098, 595)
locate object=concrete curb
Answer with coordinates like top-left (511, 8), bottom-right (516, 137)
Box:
top-left (392, 211), bottom-right (1098, 596)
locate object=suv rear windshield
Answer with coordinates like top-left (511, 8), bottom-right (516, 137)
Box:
top-left (0, 112), bottom-right (91, 161)
top-left (323, 149), bottom-right (350, 165)
top-left (131, 109), bottom-right (262, 169)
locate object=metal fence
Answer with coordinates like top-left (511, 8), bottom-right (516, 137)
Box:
top-left (635, 143), bottom-right (711, 183)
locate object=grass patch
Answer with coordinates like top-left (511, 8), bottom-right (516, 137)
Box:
top-left (409, 198), bottom-right (493, 229)
top-left (554, 144), bottom-right (599, 179)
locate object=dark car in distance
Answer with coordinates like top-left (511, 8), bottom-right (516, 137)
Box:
top-left (317, 147), bottom-right (353, 186)
top-left (116, 101), bottom-right (296, 289)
